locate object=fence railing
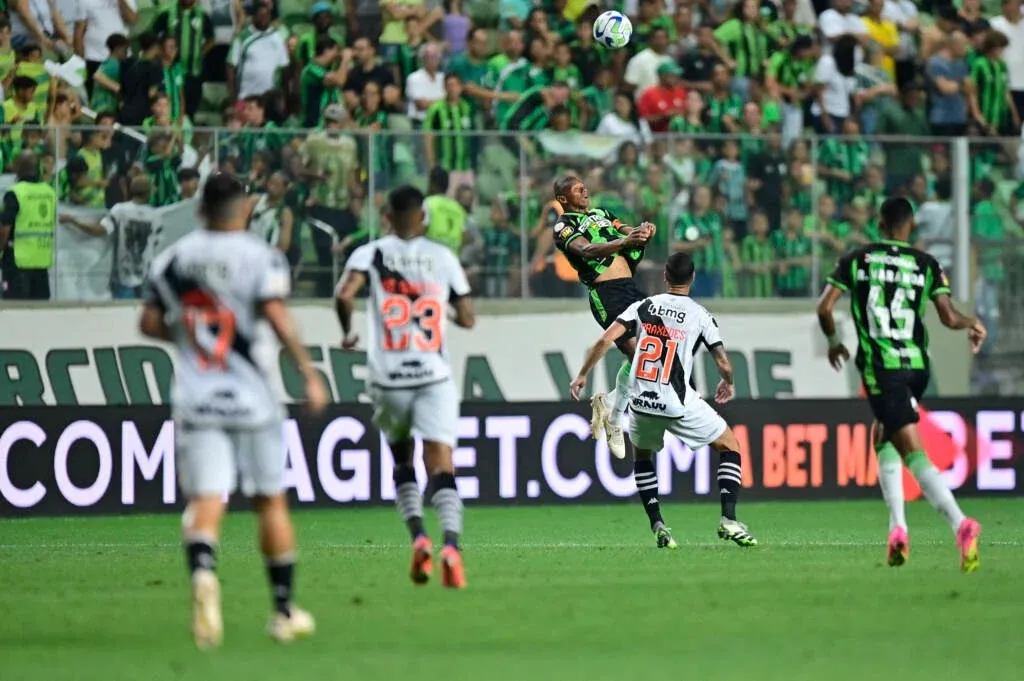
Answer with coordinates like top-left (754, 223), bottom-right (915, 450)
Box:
top-left (2, 124), bottom-right (1023, 350)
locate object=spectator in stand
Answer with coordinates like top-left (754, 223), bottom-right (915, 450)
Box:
top-left (861, 0), bottom-right (899, 82)
top-left (920, 5), bottom-right (959, 62)
top-left (405, 42), bottom-right (445, 128)
top-left (89, 33), bottom-right (128, 113)
top-left (551, 42), bottom-right (582, 90)
top-left (143, 132), bottom-right (182, 207)
top-left (705, 62), bottom-right (743, 133)
top-left (424, 73), bottom-right (476, 190)
top-left (712, 0), bottom-right (768, 98)
top-left (767, 0), bottom-right (814, 50)
top-left (447, 28), bottom-right (493, 109)
top-left (300, 37), bottom-right (343, 128)
top-left (0, 17), bottom-right (14, 92)
top-left (295, 3), bottom-right (343, 68)
top-left (159, 36), bottom-right (187, 125)
top-left (673, 184), bottom-right (725, 298)
top-left (498, 81), bottom-right (571, 132)
top-left (345, 0), bottom-right (382, 44)
top-left (355, 81), bottom-right (391, 191)
top-left (483, 30), bottom-right (523, 101)
top-left (0, 152), bottom-right (56, 300)
top-left (708, 138), bottom-right (747, 234)
top-left (916, 175), bottom-right (954, 276)
top-left (968, 29), bottom-right (1020, 136)
top-left (152, 0), bottom-right (214, 118)
top-left (623, 26), bottom-right (672, 100)
top-left (633, 0), bottom-right (673, 52)
top-left (597, 92), bottom-right (648, 147)
top-left (343, 37), bottom-right (395, 108)
top-left (380, 0), bottom-right (425, 62)
top-left (773, 208), bottom-right (812, 297)
top-left (499, 0), bottom-right (531, 30)
top-left (740, 209), bottom-right (774, 297)
top-left (9, 0), bottom-right (71, 51)
top-left (854, 42), bottom-right (898, 133)
top-left (494, 36), bottom-right (550, 123)
top-left (570, 17), bottom-right (609, 86)
top-left (991, 0), bottom-right (1024, 118)
top-left (972, 177), bottom-right (1003, 355)
top-left (811, 33), bottom-right (858, 133)
top-left (249, 170), bottom-right (294, 254)
top-left (766, 35), bottom-right (818, 145)
top-left (876, 78), bottom-right (930, 192)
top-left (669, 89), bottom-right (706, 133)
top-left (233, 95), bottom-right (284, 174)
top-left (178, 166), bottom-right (200, 199)
top-left (679, 24), bottom-right (721, 94)
top-left (443, 0), bottom-right (471, 54)
top-left (883, 0), bottom-right (920, 87)
top-left (957, 0), bottom-right (990, 42)
top-left (580, 65), bottom-right (615, 130)
top-left (926, 31), bottom-right (970, 137)
top-left (818, 0), bottom-right (867, 56)
top-left (226, 0), bottom-right (290, 103)
top-left (75, 0), bottom-right (138, 86)
top-left (480, 198), bottom-right (521, 299)
top-left (637, 61), bottom-right (687, 133)
top-left (671, 4), bottom-right (699, 57)
top-left (395, 16), bottom-right (427, 88)
top-left (818, 116), bottom-right (868, 208)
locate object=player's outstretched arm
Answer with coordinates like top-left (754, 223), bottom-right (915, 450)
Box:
top-left (816, 284), bottom-right (851, 371)
top-left (263, 299), bottom-right (328, 414)
top-left (710, 345), bottom-right (736, 403)
top-left (569, 321), bottom-right (627, 401)
top-left (932, 293), bottom-right (987, 353)
top-left (567, 230), bottom-right (648, 261)
top-left (334, 270), bottom-right (367, 350)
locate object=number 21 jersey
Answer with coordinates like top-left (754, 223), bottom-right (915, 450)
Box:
top-left (617, 293), bottom-right (723, 418)
top-left (342, 235), bottom-right (471, 389)
top-left (826, 241), bottom-right (950, 376)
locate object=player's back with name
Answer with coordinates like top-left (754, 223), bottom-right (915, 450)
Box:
top-left (146, 229), bottom-right (289, 427)
top-left (346, 235), bottom-right (471, 389)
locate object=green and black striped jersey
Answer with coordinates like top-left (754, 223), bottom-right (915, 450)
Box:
top-left (827, 241), bottom-right (951, 380)
top-left (552, 207), bottom-right (643, 286)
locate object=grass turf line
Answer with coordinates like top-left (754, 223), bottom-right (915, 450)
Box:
top-left (1, 499), bottom-right (1022, 681)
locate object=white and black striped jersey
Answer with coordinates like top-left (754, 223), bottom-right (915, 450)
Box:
top-left (145, 229), bottom-right (290, 428)
top-left (341, 235), bottom-right (471, 389)
top-left (616, 293), bottom-right (724, 418)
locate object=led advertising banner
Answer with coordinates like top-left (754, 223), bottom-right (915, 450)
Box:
top-left (1, 400), bottom-right (1019, 517)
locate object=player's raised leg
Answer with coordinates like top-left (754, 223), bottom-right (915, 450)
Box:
top-left (593, 359), bottom-right (632, 459)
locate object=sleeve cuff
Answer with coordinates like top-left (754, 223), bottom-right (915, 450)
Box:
top-left (930, 286), bottom-right (951, 298)
top-left (826, 277), bottom-right (848, 292)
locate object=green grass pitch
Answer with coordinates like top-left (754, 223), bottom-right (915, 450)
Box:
top-left (2, 499), bottom-right (1023, 681)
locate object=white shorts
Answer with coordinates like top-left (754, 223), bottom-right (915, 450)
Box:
top-left (175, 420), bottom-right (285, 498)
top-left (370, 379), bottom-right (458, 448)
top-left (629, 397), bottom-right (728, 451)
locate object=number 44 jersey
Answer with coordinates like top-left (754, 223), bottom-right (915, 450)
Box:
top-left (342, 235), bottom-right (471, 389)
top-left (827, 241), bottom-right (951, 376)
top-left (617, 293), bottom-right (724, 418)
top-left (145, 230), bottom-right (290, 428)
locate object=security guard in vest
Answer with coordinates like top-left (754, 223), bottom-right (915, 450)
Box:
top-left (0, 151), bottom-right (57, 300)
top-left (423, 167), bottom-right (467, 255)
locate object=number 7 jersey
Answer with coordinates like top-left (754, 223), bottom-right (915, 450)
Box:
top-left (826, 240), bottom-right (951, 376)
top-left (342, 235), bottom-right (471, 389)
top-left (616, 293), bottom-right (723, 418)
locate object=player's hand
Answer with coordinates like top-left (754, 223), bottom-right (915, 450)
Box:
top-left (714, 380), bottom-right (735, 404)
top-left (569, 375), bottom-right (586, 401)
top-left (304, 374), bottom-right (329, 416)
top-left (637, 221), bottom-right (656, 239)
top-left (828, 344), bottom-right (850, 371)
top-left (968, 319), bottom-right (987, 354)
top-left (341, 331), bottom-right (359, 351)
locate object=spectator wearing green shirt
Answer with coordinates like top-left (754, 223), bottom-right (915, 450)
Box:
top-left (151, 0), bottom-right (214, 117)
top-left (295, 2), bottom-right (344, 68)
top-left (705, 63), bottom-right (744, 133)
top-left (875, 80), bottom-right (931, 193)
top-left (773, 209), bottom-right (812, 297)
top-left (609, 142), bottom-right (644, 188)
top-left (968, 29), bottom-right (1020, 137)
top-left (807, 194), bottom-right (844, 264)
top-left (673, 185), bottom-right (725, 297)
top-left (550, 42), bottom-right (582, 90)
top-left (494, 36), bottom-right (550, 124)
top-left (766, 0), bottom-right (814, 50)
top-left (424, 74), bottom-right (477, 192)
top-left (545, 0), bottom-right (575, 43)
top-left (633, 0), bottom-right (675, 53)
top-left (740, 210), bottom-right (775, 297)
top-left (786, 140), bottom-right (814, 217)
top-left (765, 34), bottom-right (817, 145)
top-left (300, 37), bottom-right (344, 128)
top-left (447, 28), bottom-right (493, 109)
top-left (669, 90), bottom-right (707, 134)
top-left (569, 17), bottom-right (611, 86)
top-left (712, 0), bottom-right (768, 98)
top-left (580, 66), bottom-right (615, 131)
top-left (395, 16), bottom-right (427, 90)
top-left (355, 81), bottom-right (391, 191)
top-left (159, 35), bottom-right (187, 125)
top-left (817, 118), bottom-right (869, 207)
top-left (972, 178), bottom-right (1004, 353)
top-left (90, 33), bottom-right (129, 114)
top-left (143, 133), bottom-right (182, 207)
top-left (481, 199), bottom-right (522, 298)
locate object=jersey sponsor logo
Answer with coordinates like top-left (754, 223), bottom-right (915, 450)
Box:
top-left (650, 305), bottom-right (687, 326)
top-left (631, 390), bottom-right (667, 411)
top-left (864, 252), bottom-right (919, 269)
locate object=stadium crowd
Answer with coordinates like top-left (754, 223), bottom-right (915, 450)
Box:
top-left (0, 0), bottom-right (1022, 307)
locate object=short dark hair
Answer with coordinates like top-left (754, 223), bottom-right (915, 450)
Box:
top-left (552, 174), bottom-right (580, 198)
top-left (201, 172), bottom-right (246, 225)
top-left (177, 167), bottom-right (200, 182)
top-left (138, 31), bottom-right (159, 52)
top-left (976, 177), bottom-right (995, 198)
top-left (791, 34), bottom-right (814, 54)
top-left (429, 166), bottom-right (449, 194)
top-left (315, 35), bottom-right (337, 56)
top-left (389, 184), bottom-right (425, 214)
top-left (106, 33), bottom-right (129, 51)
top-left (12, 75), bottom-right (37, 91)
top-left (665, 252), bottom-right (696, 286)
top-left (879, 196), bottom-right (915, 235)
top-left (934, 176), bottom-right (952, 201)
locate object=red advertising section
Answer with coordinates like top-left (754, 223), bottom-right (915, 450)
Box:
top-left (0, 399), bottom-right (1021, 517)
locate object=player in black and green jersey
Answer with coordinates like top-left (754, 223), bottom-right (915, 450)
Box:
top-left (817, 197), bottom-right (986, 573)
top-left (553, 175), bottom-right (683, 550)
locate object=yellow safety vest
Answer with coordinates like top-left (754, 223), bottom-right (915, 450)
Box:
top-left (424, 195), bottom-right (467, 255)
top-left (10, 181), bottom-right (57, 270)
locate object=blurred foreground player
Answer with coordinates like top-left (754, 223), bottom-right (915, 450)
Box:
top-left (335, 185), bottom-right (476, 588)
top-left (140, 173), bottom-right (328, 649)
top-left (570, 253), bottom-right (759, 548)
top-left (817, 196), bottom-right (985, 572)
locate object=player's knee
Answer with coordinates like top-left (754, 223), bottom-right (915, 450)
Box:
top-left (423, 440), bottom-right (454, 475)
top-left (251, 492), bottom-right (288, 515)
top-left (711, 427), bottom-right (740, 453)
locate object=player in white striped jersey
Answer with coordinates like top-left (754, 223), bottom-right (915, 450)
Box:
top-left (140, 173), bottom-right (328, 649)
top-left (570, 252), bottom-right (758, 548)
top-left (335, 185), bottom-right (475, 589)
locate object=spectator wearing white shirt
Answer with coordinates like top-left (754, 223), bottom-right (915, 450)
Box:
top-left (991, 0), bottom-right (1024, 117)
top-left (623, 26), bottom-right (672, 101)
top-left (915, 176), bottom-right (954, 276)
top-left (75, 0), bottom-right (139, 84)
top-left (405, 42), bottom-right (445, 125)
top-left (227, 1), bottom-right (290, 102)
top-left (812, 34), bottom-right (859, 133)
top-left (9, 0), bottom-right (72, 51)
top-left (818, 0), bottom-right (868, 58)
top-left (882, 0), bottom-right (919, 86)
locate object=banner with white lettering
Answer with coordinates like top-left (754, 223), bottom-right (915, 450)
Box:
top-left (1, 399), bottom-right (1019, 516)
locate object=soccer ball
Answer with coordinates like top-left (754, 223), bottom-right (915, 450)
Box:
top-left (593, 10), bottom-right (632, 49)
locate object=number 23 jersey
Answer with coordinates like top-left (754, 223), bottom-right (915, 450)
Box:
top-left (342, 235), bottom-right (471, 389)
top-left (145, 230), bottom-right (291, 428)
top-left (826, 241), bottom-right (950, 375)
top-left (617, 293), bottom-right (723, 418)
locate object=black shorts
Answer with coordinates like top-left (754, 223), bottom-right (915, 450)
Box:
top-left (588, 278), bottom-right (646, 354)
top-left (864, 369), bottom-right (930, 439)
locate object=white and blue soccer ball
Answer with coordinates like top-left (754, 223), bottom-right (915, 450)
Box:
top-left (593, 10), bottom-right (633, 49)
